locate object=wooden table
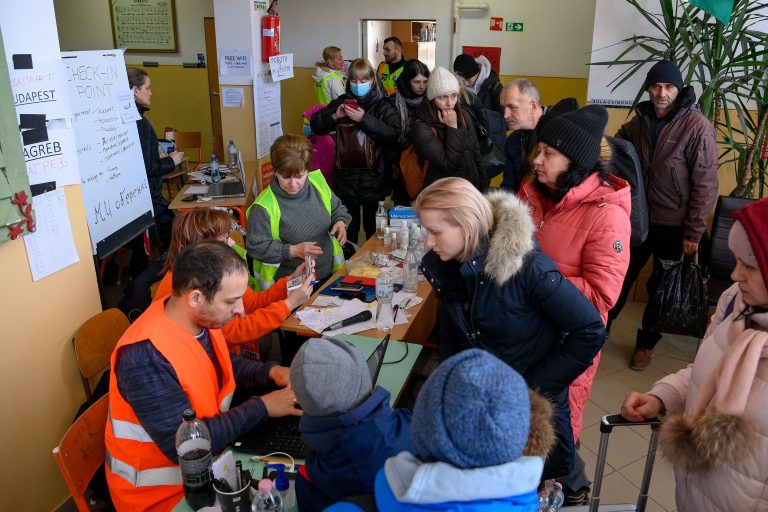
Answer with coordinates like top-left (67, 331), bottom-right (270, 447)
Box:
top-left (281, 235), bottom-right (438, 345)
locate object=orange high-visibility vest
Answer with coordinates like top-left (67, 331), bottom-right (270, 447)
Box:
top-left (105, 298), bottom-right (235, 511)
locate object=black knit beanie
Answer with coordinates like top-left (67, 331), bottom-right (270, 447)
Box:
top-left (536, 97), bottom-right (579, 133)
top-left (643, 59), bottom-right (683, 91)
top-left (537, 104), bottom-right (608, 170)
top-left (453, 54), bottom-right (480, 79)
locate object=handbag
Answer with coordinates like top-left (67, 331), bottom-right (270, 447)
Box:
top-left (477, 123), bottom-right (505, 177)
top-left (400, 145), bottom-right (430, 200)
top-left (335, 121), bottom-right (377, 170)
top-left (648, 254), bottom-right (709, 338)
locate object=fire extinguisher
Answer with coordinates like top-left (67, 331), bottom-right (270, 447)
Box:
top-left (262, 14), bottom-right (280, 61)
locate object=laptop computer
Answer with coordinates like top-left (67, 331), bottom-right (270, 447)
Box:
top-left (234, 335), bottom-right (391, 458)
top-left (205, 151), bottom-right (246, 198)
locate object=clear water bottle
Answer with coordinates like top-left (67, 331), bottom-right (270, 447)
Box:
top-left (538, 482), bottom-right (565, 511)
top-left (403, 239), bottom-right (418, 293)
top-left (176, 409), bottom-right (215, 510)
top-left (375, 201), bottom-right (387, 238)
top-left (228, 139), bottom-right (238, 168)
top-left (399, 221), bottom-right (410, 251)
top-left (255, 478), bottom-right (281, 511)
top-left (375, 272), bottom-right (394, 332)
top-left (383, 226), bottom-right (393, 249)
top-left (210, 154), bottom-right (221, 184)
top-left (268, 464), bottom-right (296, 512)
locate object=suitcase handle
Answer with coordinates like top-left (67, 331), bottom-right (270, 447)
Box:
top-left (600, 414), bottom-right (661, 433)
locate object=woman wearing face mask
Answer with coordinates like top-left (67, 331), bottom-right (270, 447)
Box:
top-left (391, 59), bottom-right (430, 205)
top-left (410, 66), bottom-right (486, 191)
top-left (311, 58), bottom-right (400, 241)
top-left (312, 46), bottom-right (346, 105)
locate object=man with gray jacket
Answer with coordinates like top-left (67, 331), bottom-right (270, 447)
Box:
top-left (608, 60), bottom-right (718, 370)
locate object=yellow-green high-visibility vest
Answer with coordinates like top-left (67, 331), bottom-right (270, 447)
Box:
top-left (315, 69), bottom-right (346, 105)
top-left (377, 61), bottom-right (404, 95)
top-left (245, 170), bottom-right (345, 291)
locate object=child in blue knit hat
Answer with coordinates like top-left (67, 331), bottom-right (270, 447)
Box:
top-left (327, 349), bottom-right (555, 511)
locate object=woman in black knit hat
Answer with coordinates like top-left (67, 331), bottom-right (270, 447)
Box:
top-left (519, 104), bottom-right (632, 505)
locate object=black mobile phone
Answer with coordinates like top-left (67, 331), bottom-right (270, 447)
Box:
top-left (330, 283), bottom-right (364, 293)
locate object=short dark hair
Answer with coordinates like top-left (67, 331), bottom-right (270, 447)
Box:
top-left (171, 240), bottom-right (246, 301)
top-left (384, 36), bottom-right (402, 49)
top-left (126, 67), bottom-right (149, 89)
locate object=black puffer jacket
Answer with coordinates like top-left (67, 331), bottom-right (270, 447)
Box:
top-left (475, 69), bottom-right (503, 114)
top-left (136, 105), bottom-right (176, 219)
top-left (311, 81), bottom-right (400, 204)
top-left (410, 100), bottom-right (487, 191)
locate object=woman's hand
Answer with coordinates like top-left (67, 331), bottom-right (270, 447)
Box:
top-left (333, 103), bottom-right (346, 120)
top-left (287, 263), bottom-right (306, 281)
top-left (268, 365), bottom-right (291, 387)
top-left (285, 275), bottom-right (314, 310)
top-left (344, 104), bottom-right (366, 122)
top-left (169, 151), bottom-right (185, 165)
top-left (621, 392), bottom-right (664, 422)
top-left (330, 220), bottom-right (348, 246)
top-left (438, 109), bottom-right (458, 129)
top-left (290, 241), bottom-right (323, 259)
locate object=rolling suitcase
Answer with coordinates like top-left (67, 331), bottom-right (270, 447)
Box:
top-left (563, 414), bottom-right (662, 512)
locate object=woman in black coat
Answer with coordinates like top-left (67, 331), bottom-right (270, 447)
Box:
top-left (410, 66), bottom-right (486, 191)
top-left (311, 58), bottom-right (400, 241)
top-left (414, 177), bottom-right (606, 484)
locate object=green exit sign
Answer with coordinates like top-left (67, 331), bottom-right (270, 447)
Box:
top-left (505, 22), bottom-right (524, 32)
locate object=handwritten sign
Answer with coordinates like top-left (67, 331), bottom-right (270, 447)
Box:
top-left (114, 89), bottom-right (141, 123)
top-left (9, 57), bottom-right (71, 120)
top-left (109, 0), bottom-right (178, 52)
top-left (220, 50), bottom-right (252, 77)
top-left (268, 53), bottom-right (293, 81)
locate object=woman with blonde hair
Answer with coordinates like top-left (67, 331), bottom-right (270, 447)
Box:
top-left (154, 208), bottom-right (313, 351)
top-left (311, 58), bottom-right (400, 240)
top-left (312, 46), bottom-right (346, 105)
top-left (415, 177), bottom-right (605, 483)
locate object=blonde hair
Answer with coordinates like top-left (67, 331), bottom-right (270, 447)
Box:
top-left (347, 58), bottom-right (376, 83)
top-left (317, 46), bottom-right (341, 67)
top-left (270, 134), bottom-right (313, 178)
top-left (413, 177), bottom-right (493, 262)
top-left (163, 209), bottom-right (236, 273)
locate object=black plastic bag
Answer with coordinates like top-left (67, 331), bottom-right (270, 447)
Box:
top-left (649, 258), bottom-right (709, 338)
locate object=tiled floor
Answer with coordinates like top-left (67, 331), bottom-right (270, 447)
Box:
top-left (579, 301), bottom-right (699, 512)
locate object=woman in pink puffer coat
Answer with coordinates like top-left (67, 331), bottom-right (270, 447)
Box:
top-left (622, 198), bottom-right (768, 512)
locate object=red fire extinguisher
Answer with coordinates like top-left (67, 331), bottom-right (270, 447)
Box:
top-left (262, 15), bottom-right (280, 61)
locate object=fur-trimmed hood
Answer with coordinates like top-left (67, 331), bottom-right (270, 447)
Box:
top-left (483, 190), bottom-right (536, 285)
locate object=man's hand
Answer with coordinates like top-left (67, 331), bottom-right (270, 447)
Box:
top-left (683, 240), bottom-right (698, 255)
top-left (290, 241), bottom-right (323, 259)
top-left (621, 392), bottom-right (664, 422)
top-left (438, 109), bottom-right (458, 129)
top-left (261, 387), bottom-right (302, 418)
top-left (285, 276), bottom-right (313, 310)
top-left (330, 220), bottom-right (347, 246)
top-left (268, 365), bottom-right (291, 387)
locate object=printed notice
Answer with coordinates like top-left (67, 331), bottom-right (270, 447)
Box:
top-left (268, 53), bottom-right (294, 81)
top-left (254, 75), bottom-right (282, 159)
top-left (114, 90), bottom-right (141, 123)
top-left (220, 50), bottom-right (252, 76)
top-left (222, 87), bottom-right (244, 108)
top-left (23, 188), bottom-right (79, 281)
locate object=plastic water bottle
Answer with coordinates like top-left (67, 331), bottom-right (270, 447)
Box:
top-left (268, 464), bottom-right (296, 512)
top-left (403, 239), bottom-right (418, 293)
top-left (375, 201), bottom-right (387, 238)
top-left (210, 154), bottom-right (221, 184)
top-left (175, 409), bottom-right (215, 510)
top-left (538, 482), bottom-right (565, 511)
top-left (375, 272), bottom-right (394, 332)
top-left (255, 478), bottom-right (281, 511)
top-left (383, 226), bottom-right (393, 249)
top-left (228, 139), bottom-right (238, 168)
top-left (399, 221), bottom-right (410, 251)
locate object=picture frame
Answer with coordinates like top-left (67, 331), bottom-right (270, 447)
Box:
top-left (109, 0), bottom-right (179, 53)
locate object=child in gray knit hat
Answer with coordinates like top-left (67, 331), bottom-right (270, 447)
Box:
top-left (289, 337), bottom-right (413, 511)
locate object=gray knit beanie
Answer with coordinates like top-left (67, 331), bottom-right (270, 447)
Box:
top-left (537, 104), bottom-right (608, 170)
top-left (411, 349), bottom-right (531, 469)
top-left (290, 337), bottom-right (372, 417)
top-left (426, 66), bottom-right (460, 101)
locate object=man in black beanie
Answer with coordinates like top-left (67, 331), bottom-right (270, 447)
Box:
top-left (609, 59), bottom-right (718, 370)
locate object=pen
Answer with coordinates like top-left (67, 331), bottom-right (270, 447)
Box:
top-left (392, 304), bottom-right (400, 322)
top-left (235, 460), bottom-right (242, 491)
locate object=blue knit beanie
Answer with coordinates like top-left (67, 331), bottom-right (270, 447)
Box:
top-left (411, 349), bottom-right (531, 469)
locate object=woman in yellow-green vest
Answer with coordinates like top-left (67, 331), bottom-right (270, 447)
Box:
top-left (312, 46), bottom-right (347, 105)
top-left (246, 134), bottom-right (351, 292)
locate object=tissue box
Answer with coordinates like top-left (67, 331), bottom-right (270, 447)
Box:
top-left (389, 206), bottom-right (418, 228)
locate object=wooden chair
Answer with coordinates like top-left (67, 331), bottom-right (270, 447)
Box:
top-left (164, 130), bottom-right (203, 197)
top-left (52, 394), bottom-right (110, 512)
top-left (73, 309), bottom-right (130, 400)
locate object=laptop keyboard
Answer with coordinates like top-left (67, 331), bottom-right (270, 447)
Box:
top-left (262, 418), bottom-right (306, 455)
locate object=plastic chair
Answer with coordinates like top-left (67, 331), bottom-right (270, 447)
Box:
top-left (52, 394), bottom-right (110, 512)
top-left (73, 309), bottom-right (130, 400)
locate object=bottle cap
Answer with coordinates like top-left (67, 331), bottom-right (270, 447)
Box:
top-left (267, 463), bottom-right (289, 491)
top-left (211, 154), bottom-right (217, 160)
top-left (229, 139), bottom-right (234, 144)
top-left (182, 408), bottom-right (195, 421)
top-left (258, 478), bottom-right (273, 492)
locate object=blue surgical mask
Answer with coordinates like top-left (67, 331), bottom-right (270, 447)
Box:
top-left (302, 124), bottom-right (313, 137)
top-left (350, 82), bottom-right (371, 97)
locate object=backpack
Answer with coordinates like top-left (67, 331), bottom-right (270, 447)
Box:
top-left (400, 144), bottom-right (430, 199)
top-left (604, 136), bottom-right (649, 247)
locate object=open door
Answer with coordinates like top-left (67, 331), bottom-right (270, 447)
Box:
top-left (204, 17), bottom-right (224, 159)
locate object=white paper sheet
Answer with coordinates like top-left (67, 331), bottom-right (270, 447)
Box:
top-left (184, 185), bottom-right (210, 195)
top-left (254, 75), bottom-right (282, 159)
top-left (114, 89), bottom-right (141, 123)
top-left (296, 298), bottom-right (407, 336)
top-left (220, 50), bottom-right (252, 76)
top-left (9, 57), bottom-right (72, 119)
top-left (269, 53), bottom-right (294, 81)
top-left (23, 119), bottom-right (81, 186)
top-left (393, 292), bottom-right (422, 309)
top-left (23, 188), bottom-right (79, 281)
top-left (222, 87), bottom-right (244, 108)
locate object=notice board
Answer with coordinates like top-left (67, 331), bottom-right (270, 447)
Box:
top-left (62, 50), bottom-right (153, 257)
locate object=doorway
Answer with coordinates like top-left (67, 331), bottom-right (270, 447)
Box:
top-left (362, 19), bottom-right (437, 71)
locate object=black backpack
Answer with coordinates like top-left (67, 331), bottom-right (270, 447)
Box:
top-left (604, 136), bottom-right (649, 247)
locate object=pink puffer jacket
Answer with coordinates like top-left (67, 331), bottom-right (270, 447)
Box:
top-left (521, 172), bottom-right (631, 441)
top-left (649, 283), bottom-right (768, 512)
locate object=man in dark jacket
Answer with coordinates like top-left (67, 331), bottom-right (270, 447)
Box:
top-left (453, 53), bottom-right (503, 113)
top-left (608, 60), bottom-right (719, 370)
top-left (291, 337), bottom-right (413, 512)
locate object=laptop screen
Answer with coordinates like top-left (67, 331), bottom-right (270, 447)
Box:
top-left (366, 334), bottom-right (390, 388)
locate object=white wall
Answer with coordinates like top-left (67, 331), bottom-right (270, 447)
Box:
top-left (54, 0), bottom-right (213, 65)
top-left (365, 20), bottom-right (392, 67)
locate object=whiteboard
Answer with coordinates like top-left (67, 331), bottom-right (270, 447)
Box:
top-left (62, 50), bottom-right (154, 257)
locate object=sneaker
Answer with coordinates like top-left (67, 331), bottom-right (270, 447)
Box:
top-left (629, 348), bottom-right (654, 371)
top-left (563, 486), bottom-right (590, 506)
